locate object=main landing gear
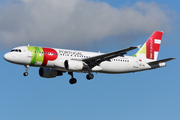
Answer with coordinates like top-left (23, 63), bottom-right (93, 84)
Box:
top-left (86, 73), bottom-right (94, 80)
top-left (23, 65), bottom-right (29, 76)
top-left (68, 72), bottom-right (77, 84)
top-left (68, 72), bottom-right (94, 84)
top-left (86, 69), bottom-right (94, 80)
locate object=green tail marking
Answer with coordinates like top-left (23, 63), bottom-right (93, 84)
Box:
top-left (132, 43), bottom-right (146, 57)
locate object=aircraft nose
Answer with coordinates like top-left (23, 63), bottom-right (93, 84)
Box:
top-left (4, 53), bottom-right (11, 62)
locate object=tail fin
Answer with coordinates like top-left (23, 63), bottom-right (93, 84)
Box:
top-left (134, 31), bottom-right (163, 60)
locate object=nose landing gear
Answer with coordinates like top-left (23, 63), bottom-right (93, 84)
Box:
top-left (23, 72), bottom-right (28, 76)
top-left (23, 65), bottom-right (29, 76)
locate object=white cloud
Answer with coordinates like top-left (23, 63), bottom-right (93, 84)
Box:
top-left (0, 0), bottom-right (177, 50)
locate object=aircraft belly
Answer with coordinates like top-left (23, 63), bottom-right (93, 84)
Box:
top-left (100, 61), bottom-right (130, 73)
top-left (45, 61), bottom-right (55, 67)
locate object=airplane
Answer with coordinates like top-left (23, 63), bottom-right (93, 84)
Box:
top-left (4, 31), bottom-right (175, 84)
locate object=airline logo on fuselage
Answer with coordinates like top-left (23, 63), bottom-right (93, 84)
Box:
top-left (27, 46), bottom-right (58, 66)
top-left (59, 50), bottom-right (83, 56)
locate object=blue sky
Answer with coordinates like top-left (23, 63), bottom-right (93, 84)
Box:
top-left (0, 0), bottom-right (180, 120)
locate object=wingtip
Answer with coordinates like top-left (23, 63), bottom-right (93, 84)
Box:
top-left (137, 45), bottom-right (141, 49)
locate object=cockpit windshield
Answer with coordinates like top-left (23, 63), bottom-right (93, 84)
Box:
top-left (11, 49), bottom-right (22, 52)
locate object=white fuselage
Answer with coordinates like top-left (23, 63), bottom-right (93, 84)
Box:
top-left (4, 46), bottom-right (165, 74)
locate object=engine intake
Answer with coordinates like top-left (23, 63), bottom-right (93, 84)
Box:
top-left (39, 67), bottom-right (63, 78)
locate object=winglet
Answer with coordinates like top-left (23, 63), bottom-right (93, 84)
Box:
top-left (137, 45), bottom-right (141, 50)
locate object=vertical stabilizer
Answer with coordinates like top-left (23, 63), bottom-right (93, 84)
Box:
top-left (134, 31), bottom-right (163, 60)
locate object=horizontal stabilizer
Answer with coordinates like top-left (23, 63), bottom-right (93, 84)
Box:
top-left (148, 58), bottom-right (176, 65)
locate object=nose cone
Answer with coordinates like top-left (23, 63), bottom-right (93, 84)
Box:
top-left (4, 53), bottom-right (11, 62)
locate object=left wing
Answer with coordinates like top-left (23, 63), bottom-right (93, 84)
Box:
top-left (82, 46), bottom-right (137, 68)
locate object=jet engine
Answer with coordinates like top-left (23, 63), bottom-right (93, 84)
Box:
top-left (39, 67), bottom-right (63, 78)
top-left (64, 60), bottom-right (88, 71)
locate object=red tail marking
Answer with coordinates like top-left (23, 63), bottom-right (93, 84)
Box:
top-left (154, 44), bottom-right (161, 51)
top-left (146, 31), bottom-right (163, 60)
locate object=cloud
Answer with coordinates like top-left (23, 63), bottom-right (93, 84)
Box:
top-left (0, 0), bottom-right (177, 50)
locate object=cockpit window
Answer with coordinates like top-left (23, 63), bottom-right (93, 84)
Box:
top-left (10, 49), bottom-right (22, 52)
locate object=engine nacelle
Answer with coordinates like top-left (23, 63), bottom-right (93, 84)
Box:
top-left (39, 67), bottom-right (63, 78)
top-left (64, 60), bottom-right (88, 71)
top-left (54, 59), bottom-right (65, 68)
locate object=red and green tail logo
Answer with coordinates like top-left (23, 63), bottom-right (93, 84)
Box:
top-left (133, 31), bottom-right (163, 60)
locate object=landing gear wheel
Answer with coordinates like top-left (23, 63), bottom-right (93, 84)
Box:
top-left (23, 65), bottom-right (29, 77)
top-left (23, 72), bottom-right (28, 76)
top-left (69, 78), bottom-right (77, 84)
top-left (86, 74), bottom-right (94, 80)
